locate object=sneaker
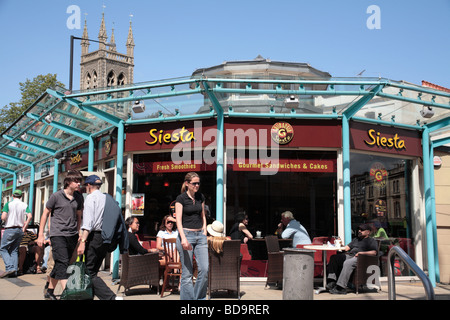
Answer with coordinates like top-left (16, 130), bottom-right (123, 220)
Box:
top-left (115, 296), bottom-right (124, 300)
top-left (0, 270), bottom-right (15, 278)
top-left (44, 291), bottom-right (58, 300)
top-left (330, 286), bottom-right (347, 295)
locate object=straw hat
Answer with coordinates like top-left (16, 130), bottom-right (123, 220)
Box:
top-left (207, 220), bottom-right (225, 237)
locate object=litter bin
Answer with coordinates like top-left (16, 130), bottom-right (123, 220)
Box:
top-left (282, 248), bottom-right (315, 300)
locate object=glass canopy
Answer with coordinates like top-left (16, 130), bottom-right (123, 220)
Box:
top-left (0, 76), bottom-right (449, 181)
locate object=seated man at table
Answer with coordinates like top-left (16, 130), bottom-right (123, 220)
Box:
top-left (326, 224), bottom-right (378, 294)
top-left (275, 211), bottom-right (311, 247)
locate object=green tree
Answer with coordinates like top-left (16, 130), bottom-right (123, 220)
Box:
top-left (0, 74), bottom-right (65, 132)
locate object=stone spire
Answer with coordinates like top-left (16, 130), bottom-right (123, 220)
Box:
top-left (98, 12), bottom-right (107, 50)
top-left (109, 24), bottom-right (116, 52)
top-left (81, 17), bottom-right (90, 55)
top-left (126, 18), bottom-right (135, 57)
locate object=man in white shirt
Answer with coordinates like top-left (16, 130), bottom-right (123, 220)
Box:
top-left (1, 190), bottom-right (32, 278)
top-left (77, 175), bottom-right (120, 300)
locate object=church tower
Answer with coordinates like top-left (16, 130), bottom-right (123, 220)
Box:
top-left (80, 13), bottom-right (134, 90)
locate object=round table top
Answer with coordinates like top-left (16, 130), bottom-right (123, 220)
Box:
top-left (303, 244), bottom-right (344, 251)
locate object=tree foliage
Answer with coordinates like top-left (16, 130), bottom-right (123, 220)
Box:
top-left (0, 74), bottom-right (65, 132)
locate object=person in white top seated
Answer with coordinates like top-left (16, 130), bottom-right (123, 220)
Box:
top-left (276, 211), bottom-right (311, 247)
top-left (156, 215), bottom-right (179, 266)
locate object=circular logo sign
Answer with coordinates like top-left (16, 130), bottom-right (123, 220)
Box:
top-left (370, 162), bottom-right (388, 187)
top-left (104, 136), bottom-right (112, 155)
top-left (271, 122), bottom-right (294, 145)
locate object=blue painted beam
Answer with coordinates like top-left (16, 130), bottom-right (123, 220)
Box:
top-left (422, 126), bottom-right (436, 287)
top-left (343, 85), bottom-right (384, 118)
top-left (112, 120), bottom-right (125, 280)
top-left (342, 114), bottom-right (352, 244)
top-left (2, 134), bottom-right (56, 155)
top-left (202, 81), bottom-right (225, 223)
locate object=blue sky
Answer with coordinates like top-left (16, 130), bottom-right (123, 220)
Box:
top-left (1, 0), bottom-right (449, 107)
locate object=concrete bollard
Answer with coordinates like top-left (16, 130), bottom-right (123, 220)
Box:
top-left (282, 248), bottom-right (315, 300)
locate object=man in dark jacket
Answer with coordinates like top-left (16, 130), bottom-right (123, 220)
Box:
top-left (326, 224), bottom-right (378, 294)
top-left (77, 175), bottom-right (128, 300)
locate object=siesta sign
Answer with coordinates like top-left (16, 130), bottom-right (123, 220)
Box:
top-left (364, 129), bottom-right (406, 150)
top-left (349, 122), bottom-right (421, 157)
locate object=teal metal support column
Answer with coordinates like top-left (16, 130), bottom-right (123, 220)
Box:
top-left (53, 158), bottom-right (59, 192)
top-left (422, 126), bottom-right (436, 287)
top-left (429, 142), bottom-right (440, 283)
top-left (88, 136), bottom-right (94, 172)
top-left (112, 120), bottom-right (125, 280)
top-left (28, 165), bottom-right (35, 215)
top-left (342, 114), bottom-right (352, 244)
top-left (340, 85), bottom-right (383, 244)
top-left (215, 110), bottom-right (224, 223)
top-left (202, 81), bottom-right (224, 223)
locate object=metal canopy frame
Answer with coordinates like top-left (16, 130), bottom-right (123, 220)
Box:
top-left (1, 76), bottom-right (449, 285)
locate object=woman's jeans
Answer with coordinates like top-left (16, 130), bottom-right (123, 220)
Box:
top-left (176, 230), bottom-right (209, 300)
top-left (0, 228), bottom-right (23, 272)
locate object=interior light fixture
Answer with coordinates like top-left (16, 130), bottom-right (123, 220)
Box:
top-left (132, 100), bottom-right (146, 113)
top-left (44, 113), bottom-right (54, 123)
top-left (420, 106), bottom-right (434, 118)
top-left (285, 95), bottom-right (299, 108)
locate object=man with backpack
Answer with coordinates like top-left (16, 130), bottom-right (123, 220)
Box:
top-left (77, 175), bottom-right (128, 300)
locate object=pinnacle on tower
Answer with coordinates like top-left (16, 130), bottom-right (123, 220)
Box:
top-left (109, 25), bottom-right (117, 52)
top-left (126, 18), bottom-right (135, 57)
top-left (81, 17), bottom-right (90, 55)
top-left (98, 12), bottom-right (108, 50)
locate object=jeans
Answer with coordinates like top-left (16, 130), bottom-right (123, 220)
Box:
top-left (0, 228), bottom-right (23, 272)
top-left (176, 230), bottom-right (209, 300)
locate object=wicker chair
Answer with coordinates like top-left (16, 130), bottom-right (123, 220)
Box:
top-left (208, 240), bottom-right (241, 299)
top-left (352, 254), bottom-right (380, 294)
top-left (265, 235), bottom-right (283, 288)
top-left (118, 252), bottom-right (160, 295)
top-left (160, 238), bottom-right (182, 297)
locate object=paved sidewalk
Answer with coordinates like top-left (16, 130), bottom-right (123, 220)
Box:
top-left (1, 268), bottom-right (449, 301)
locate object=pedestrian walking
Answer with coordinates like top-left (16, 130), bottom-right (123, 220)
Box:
top-left (175, 172), bottom-right (209, 300)
top-left (0, 189), bottom-right (32, 278)
top-left (37, 170), bottom-right (83, 300)
top-left (77, 175), bottom-right (128, 300)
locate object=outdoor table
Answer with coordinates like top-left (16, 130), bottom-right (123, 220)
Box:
top-left (303, 244), bottom-right (344, 294)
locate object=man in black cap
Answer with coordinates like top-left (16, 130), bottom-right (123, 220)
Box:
top-left (77, 175), bottom-right (124, 300)
top-left (326, 224), bottom-right (378, 294)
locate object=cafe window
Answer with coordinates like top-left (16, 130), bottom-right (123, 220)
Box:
top-left (132, 153), bottom-right (216, 237)
top-left (350, 152), bottom-right (415, 276)
top-left (226, 150), bottom-right (337, 239)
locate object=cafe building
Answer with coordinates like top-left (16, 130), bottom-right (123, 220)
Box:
top-left (1, 55), bottom-right (450, 285)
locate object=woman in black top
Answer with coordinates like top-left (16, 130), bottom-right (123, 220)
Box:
top-left (125, 217), bottom-right (156, 255)
top-left (175, 172), bottom-right (208, 300)
top-left (229, 212), bottom-right (253, 243)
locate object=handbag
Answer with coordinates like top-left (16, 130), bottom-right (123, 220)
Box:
top-left (60, 255), bottom-right (93, 300)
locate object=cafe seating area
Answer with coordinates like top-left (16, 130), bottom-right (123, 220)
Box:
top-left (118, 234), bottom-right (384, 297)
